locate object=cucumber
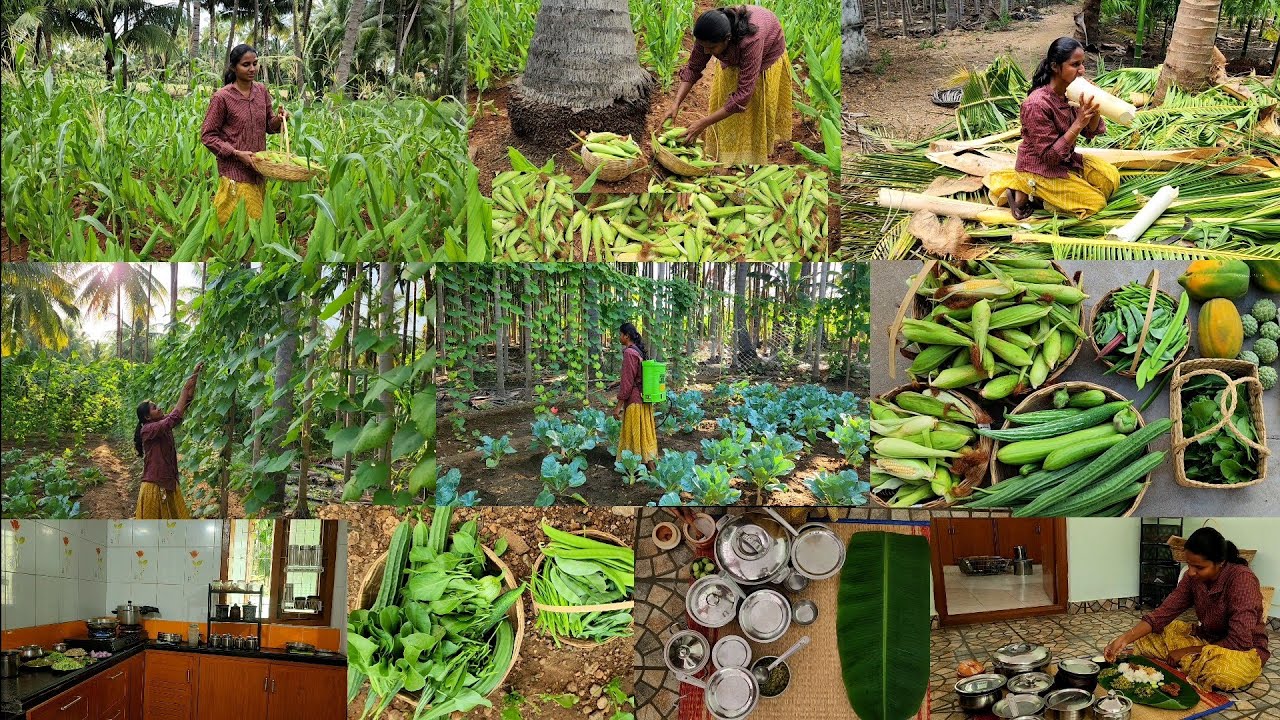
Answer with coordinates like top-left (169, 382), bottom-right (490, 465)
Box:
top-left (1014, 419), bottom-right (1171, 517)
top-left (978, 401), bottom-right (1131, 441)
top-left (996, 424), bottom-right (1120, 465)
top-left (1068, 390), bottom-right (1108, 408)
top-left (1041, 434), bottom-right (1129, 470)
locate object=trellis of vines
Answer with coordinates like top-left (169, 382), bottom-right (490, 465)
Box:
top-left (131, 262), bottom-right (432, 516)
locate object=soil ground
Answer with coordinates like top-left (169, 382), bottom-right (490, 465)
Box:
top-left (320, 504), bottom-right (638, 720)
top-left (468, 0), bottom-right (824, 195)
top-left (438, 372), bottom-right (869, 507)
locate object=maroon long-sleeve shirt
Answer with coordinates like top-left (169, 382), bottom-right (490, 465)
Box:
top-left (1141, 562), bottom-right (1270, 663)
top-left (1015, 85), bottom-right (1106, 178)
top-left (676, 6), bottom-right (786, 115)
top-left (141, 407), bottom-right (185, 493)
top-left (200, 83), bottom-right (281, 184)
top-left (618, 346), bottom-right (644, 406)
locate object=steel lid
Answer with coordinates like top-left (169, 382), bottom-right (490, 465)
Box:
top-left (738, 590), bottom-right (790, 643)
top-left (715, 514), bottom-right (791, 584)
top-left (1059, 658), bottom-right (1100, 674)
top-left (1094, 691), bottom-right (1132, 715)
top-left (1007, 672), bottom-right (1053, 694)
top-left (1044, 688), bottom-right (1094, 711)
top-left (664, 630), bottom-right (710, 674)
top-left (996, 642), bottom-right (1050, 666)
top-left (790, 525), bottom-right (845, 579)
top-left (956, 673), bottom-right (1007, 694)
top-left (994, 694), bottom-right (1045, 719)
top-left (705, 666), bottom-right (759, 719)
top-left (712, 636), bottom-right (752, 670)
top-left (687, 576), bottom-right (741, 628)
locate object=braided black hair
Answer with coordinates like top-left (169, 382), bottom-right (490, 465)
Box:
top-left (693, 6), bottom-right (758, 44)
top-left (134, 401), bottom-right (154, 458)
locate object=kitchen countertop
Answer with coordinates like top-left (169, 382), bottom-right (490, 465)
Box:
top-left (871, 260), bottom-right (1280, 516)
top-left (1, 641), bottom-right (346, 716)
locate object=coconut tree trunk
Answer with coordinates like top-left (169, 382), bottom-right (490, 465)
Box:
top-left (291, 0), bottom-right (304, 93)
top-left (269, 301), bottom-right (299, 511)
top-left (843, 0), bottom-right (871, 73)
top-left (1155, 0), bottom-right (1223, 100)
top-left (294, 297), bottom-right (320, 519)
top-left (188, 0), bottom-right (200, 78)
top-left (377, 262), bottom-right (395, 466)
top-left (115, 287), bottom-right (122, 358)
top-left (510, 0), bottom-right (653, 145)
top-left (733, 264), bottom-right (758, 368)
top-left (1080, 0), bottom-right (1102, 48)
top-left (334, 0), bottom-right (367, 90)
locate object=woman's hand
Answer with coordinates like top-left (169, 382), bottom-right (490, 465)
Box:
top-left (1074, 94), bottom-right (1101, 130)
top-left (1167, 646), bottom-right (1201, 664)
top-left (235, 149), bottom-right (257, 166)
top-left (613, 403), bottom-right (624, 419)
top-left (684, 117), bottom-right (711, 143)
top-left (275, 105), bottom-right (288, 122)
top-left (661, 105), bottom-right (681, 126)
top-left (1103, 635), bottom-right (1130, 662)
top-left (195, 361), bottom-right (205, 375)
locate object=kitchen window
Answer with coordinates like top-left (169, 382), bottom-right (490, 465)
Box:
top-left (223, 520), bottom-right (338, 626)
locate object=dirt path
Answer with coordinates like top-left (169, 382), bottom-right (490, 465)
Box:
top-left (81, 439), bottom-right (140, 519)
top-left (842, 2), bottom-right (1081, 141)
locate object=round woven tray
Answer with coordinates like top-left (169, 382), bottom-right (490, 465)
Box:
top-left (653, 136), bottom-right (714, 177)
top-left (869, 383), bottom-right (993, 509)
top-left (893, 261), bottom-right (1085, 400)
top-left (1085, 281), bottom-right (1189, 380)
top-left (530, 528), bottom-right (633, 649)
top-left (989, 381), bottom-right (1151, 517)
top-left (247, 116), bottom-right (325, 182)
top-left (1167, 533), bottom-right (1258, 564)
top-left (1168, 358), bottom-right (1270, 490)
top-left (357, 541), bottom-right (523, 710)
top-left (581, 145), bottom-right (645, 182)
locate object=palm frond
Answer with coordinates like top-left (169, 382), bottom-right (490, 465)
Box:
top-left (1012, 234), bottom-right (1280, 260)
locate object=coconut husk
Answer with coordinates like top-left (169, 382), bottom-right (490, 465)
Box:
top-left (907, 210), bottom-right (982, 259)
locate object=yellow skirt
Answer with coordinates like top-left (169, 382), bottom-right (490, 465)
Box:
top-left (213, 176), bottom-right (265, 224)
top-left (1130, 620), bottom-right (1263, 691)
top-left (706, 52), bottom-right (794, 167)
top-left (135, 482), bottom-right (192, 520)
top-left (618, 403), bottom-right (659, 463)
top-left (985, 154), bottom-right (1120, 218)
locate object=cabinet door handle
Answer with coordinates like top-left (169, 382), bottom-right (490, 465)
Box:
top-left (187, 668), bottom-right (191, 683)
top-left (109, 671), bottom-right (125, 679)
top-left (263, 677), bottom-right (269, 693)
top-left (60, 696), bottom-right (83, 711)
top-left (271, 679), bottom-right (276, 693)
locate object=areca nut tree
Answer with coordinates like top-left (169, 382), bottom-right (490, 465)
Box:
top-left (76, 263), bottom-right (167, 360)
top-left (508, 0), bottom-right (654, 146)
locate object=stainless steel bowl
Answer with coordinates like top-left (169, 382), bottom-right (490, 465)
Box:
top-left (1044, 688), bottom-right (1095, 720)
top-left (955, 673), bottom-right (1007, 713)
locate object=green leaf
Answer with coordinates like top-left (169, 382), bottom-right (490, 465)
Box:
top-left (837, 532), bottom-right (931, 720)
top-left (329, 425), bottom-right (363, 458)
top-left (320, 282), bottom-right (358, 321)
top-left (391, 427), bottom-right (426, 460)
top-left (408, 457), bottom-right (436, 495)
top-left (354, 418), bottom-right (395, 455)
top-left (411, 390), bottom-right (435, 438)
top-left (258, 450), bottom-right (296, 473)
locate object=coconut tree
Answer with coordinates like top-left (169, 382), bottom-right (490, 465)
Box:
top-left (62, 0), bottom-right (181, 86)
top-left (1155, 0), bottom-right (1223, 99)
top-left (508, 0), bottom-right (653, 146)
top-left (842, 0), bottom-right (869, 71)
top-left (333, 0), bottom-right (366, 88)
top-left (76, 263), bottom-right (166, 360)
top-left (0, 264), bottom-right (79, 356)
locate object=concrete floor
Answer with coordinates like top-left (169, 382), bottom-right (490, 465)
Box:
top-left (871, 260), bottom-right (1280, 516)
top-left (943, 565), bottom-right (1054, 615)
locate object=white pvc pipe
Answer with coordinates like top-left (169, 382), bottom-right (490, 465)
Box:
top-left (1106, 185), bottom-right (1179, 242)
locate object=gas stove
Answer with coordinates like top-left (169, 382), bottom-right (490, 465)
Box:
top-left (66, 627), bottom-right (146, 653)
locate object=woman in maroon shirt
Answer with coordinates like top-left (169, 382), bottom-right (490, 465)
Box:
top-left (662, 6), bottom-right (792, 166)
top-left (133, 363), bottom-right (203, 519)
top-left (200, 44), bottom-right (286, 224)
top-left (1104, 527), bottom-right (1268, 691)
top-left (985, 37), bottom-right (1120, 219)
top-left (614, 323), bottom-right (658, 473)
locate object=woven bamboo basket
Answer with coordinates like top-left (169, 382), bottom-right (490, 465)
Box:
top-left (580, 144), bottom-right (646, 182)
top-left (530, 528), bottom-right (633, 649)
top-left (652, 135), bottom-right (715, 177)
top-left (248, 116), bottom-right (325, 182)
top-left (1169, 359), bottom-right (1270, 490)
top-left (1085, 271), bottom-right (1189, 380)
top-left (869, 383), bottom-right (993, 509)
top-left (357, 541), bottom-right (523, 710)
top-left (889, 260), bottom-right (1085, 400)
top-left (989, 381), bottom-right (1152, 517)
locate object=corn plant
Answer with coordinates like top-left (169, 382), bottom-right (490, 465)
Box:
top-left (631, 0), bottom-right (694, 88)
top-left (2, 74), bottom-right (480, 261)
top-left (467, 0), bottom-right (540, 93)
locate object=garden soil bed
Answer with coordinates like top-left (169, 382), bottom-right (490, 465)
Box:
top-left (438, 375), bottom-right (866, 507)
top-left (319, 504), bottom-right (638, 720)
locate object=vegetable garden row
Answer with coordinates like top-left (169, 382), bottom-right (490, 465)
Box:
top-left (435, 262), bottom-right (873, 506)
top-left (1, 262), bottom-right (434, 518)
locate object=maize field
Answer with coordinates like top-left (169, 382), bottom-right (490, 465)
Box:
top-left (2, 73), bottom-right (483, 262)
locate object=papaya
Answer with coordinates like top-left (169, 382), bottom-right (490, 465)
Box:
top-left (1247, 260), bottom-right (1280, 294)
top-left (1177, 260), bottom-right (1250, 301)
top-left (1197, 298), bottom-right (1244, 359)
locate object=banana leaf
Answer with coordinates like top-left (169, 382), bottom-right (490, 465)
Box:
top-left (836, 531), bottom-right (931, 720)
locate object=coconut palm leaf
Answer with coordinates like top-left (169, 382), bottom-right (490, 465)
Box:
top-left (1012, 234), bottom-right (1280, 260)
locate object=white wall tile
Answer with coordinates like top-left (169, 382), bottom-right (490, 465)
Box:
top-left (59, 577), bottom-right (80, 624)
top-left (1, 518), bottom-right (37, 574)
top-left (185, 520), bottom-right (222, 548)
top-left (186, 547), bottom-right (219, 586)
top-left (32, 522), bottom-right (58, 578)
top-left (120, 584), bottom-right (157, 612)
top-left (155, 584), bottom-right (185, 622)
top-left (107, 545), bottom-right (132, 583)
top-left (2, 571), bottom-right (35, 630)
top-left (80, 521), bottom-right (107, 546)
top-left (57, 531), bottom-right (77, 579)
top-left (183, 587), bottom-right (210, 627)
top-left (106, 582), bottom-right (130, 615)
top-left (130, 520), bottom-right (159, 548)
top-left (34, 575), bottom-right (62, 625)
top-left (157, 520), bottom-right (183, 547)
top-left (107, 520), bottom-right (130, 546)
top-left (81, 581), bottom-right (108, 620)
top-left (156, 547), bottom-right (185, 586)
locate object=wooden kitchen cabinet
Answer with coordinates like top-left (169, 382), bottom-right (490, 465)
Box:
top-left (125, 652), bottom-right (145, 720)
top-left (265, 662), bottom-right (346, 720)
top-left (94, 655), bottom-right (132, 718)
top-left (195, 655), bottom-right (271, 720)
top-left (25, 683), bottom-right (91, 720)
top-left (142, 651), bottom-right (198, 720)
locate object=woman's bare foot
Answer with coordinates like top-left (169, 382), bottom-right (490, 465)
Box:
top-left (1007, 189), bottom-right (1033, 220)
